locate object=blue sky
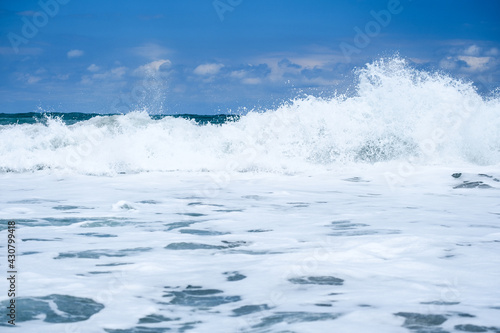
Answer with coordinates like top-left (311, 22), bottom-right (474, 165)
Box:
top-left (0, 0), bottom-right (499, 114)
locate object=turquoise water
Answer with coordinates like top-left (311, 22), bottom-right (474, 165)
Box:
top-left (0, 112), bottom-right (239, 126)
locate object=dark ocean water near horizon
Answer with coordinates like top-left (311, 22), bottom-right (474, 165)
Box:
top-left (0, 112), bottom-right (239, 126)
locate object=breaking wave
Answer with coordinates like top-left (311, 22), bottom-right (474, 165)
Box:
top-left (1, 57), bottom-right (499, 174)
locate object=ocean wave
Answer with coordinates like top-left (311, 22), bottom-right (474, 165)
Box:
top-left (1, 57), bottom-right (499, 174)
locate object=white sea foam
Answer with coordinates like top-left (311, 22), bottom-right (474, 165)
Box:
top-left (1, 168), bottom-right (500, 332)
top-left (1, 57), bottom-right (499, 174)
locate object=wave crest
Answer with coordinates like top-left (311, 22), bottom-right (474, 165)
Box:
top-left (1, 57), bottom-right (499, 174)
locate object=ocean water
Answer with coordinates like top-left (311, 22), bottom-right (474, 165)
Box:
top-left (1, 58), bottom-right (500, 332)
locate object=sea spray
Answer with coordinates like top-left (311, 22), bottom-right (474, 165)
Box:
top-left (1, 57), bottom-right (499, 174)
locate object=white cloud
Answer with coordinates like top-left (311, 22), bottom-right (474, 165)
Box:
top-left (82, 66), bottom-right (128, 84)
top-left (194, 63), bottom-right (224, 76)
top-left (287, 57), bottom-right (329, 68)
top-left (486, 48), bottom-right (499, 56)
top-left (87, 64), bottom-right (100, 72)
top-left (230, 70), bottom-right (246, 79)
top-left (16, 73), bottom-right (42, 84)
top-left (67, 49), bottom-right (84, 58)
top-left (463, 45), bottom-right (480, 56)
top-left (254, 52), bottom-right (344, 83)
top-left (56, 74), bottom-right (70, 80)
top-left (110, 67), bottom-right (127, 77)
top-left (304, 77), bottom-right (341, 86)
top-left (80, 76), bottom-right (92, 85)
top-left (173, 85), bottom-right (186, 93)
top-left (457, 56), bottom-right (491, 72)
top-left (134, 59), bottom-right (171, 75)
top-left (439, 57), bottom-right (457, 70)
top-left (132, 43), bottom-right (170, 60)
top-left (409, 57), bottom-right (430, 65)
top-left (27, 75), bottom-right (41, 84)
top-left (439, 44), bottom-right (498, 74)
top-left (241, 77), bottom-right (261, 85)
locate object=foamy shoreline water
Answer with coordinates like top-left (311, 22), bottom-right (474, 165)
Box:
top-left (1, 167), bottom-right (500, 332)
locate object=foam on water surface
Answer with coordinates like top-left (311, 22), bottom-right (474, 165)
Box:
top-left (1, 165), bottom-right (499, 332)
